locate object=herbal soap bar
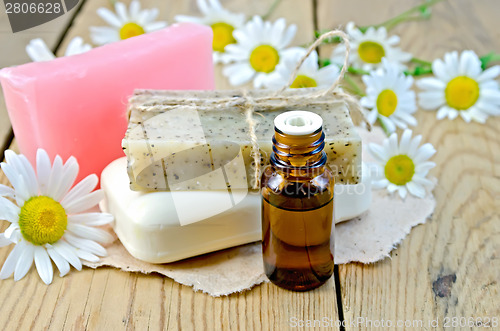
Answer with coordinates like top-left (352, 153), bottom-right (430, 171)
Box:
top-left (100, 158), bottom-right (371, 263)
top-left (123, 89), bottom-right (362, 191)
top-left (0, 23), bottom-right (214, 184)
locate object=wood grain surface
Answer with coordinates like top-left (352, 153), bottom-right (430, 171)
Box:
top-left (0, 0), bottom-right (499, 330)
top-left (317, 0), bottom-right (500, 329)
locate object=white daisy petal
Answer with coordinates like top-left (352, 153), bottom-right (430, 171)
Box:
top-left (0, 197), bottom-right (20, 223)
top-left (478, 65), bottom-right (500, 82)
top-left (46, 246), bottom-right (70, 277)
top-left (64, 233), bottom-right (107, 257)
top-left (387, 183), bottom-right (399, 193)
top-left (47, 155), bottom-right (64, 200)
top-left (129, 0), bottom-right (141, 18)
top-left (97, 8), bottom-right (122, 28)
top-left (4, 224), bottom-right (20, 240)
top-left (14, 243), bottom-right (34, 281)
top-left (64, 37), bottom-right (92, 57)
top-left (68, 213), bottom-right (114, 226)
top-left (174, 15), bottom-right (202, 24)
top-left (34, 246), bottom-right (53, 285)
top-left (436, 106), bottom-right (451, 120)
top-left (0, 233), bottom-right (12, 247)
top-left (61, 174), bottom-right (99, 206)
top-left (0, 242), bottom-right (23, 279)
top-left (414, 143), bottom-right (436, 163)
top-left (62, 190), bottom-right (104, 214)
top-left (1, 163), bottom-right (28, 200)
top-left (90, 27), bottom-right (120, 45)
top-left (114, 2), bottom-right (129, 22)
top-left (25, 38), bottom-right (56, 62)
top-left (475, 100), bottom-right (500, 116)
top-left (416, 161), bottom-right (436, 174)
top-left (367, 143), bottom-right (388, 163)
top-left (0, 184), bottom-right (15, 198)
top-left (399, 130), bottom-right (412, 153)
top-left (372, 178), bottom-right (389, 189)
top-left (67, 223), bottom-right (114, 244)
top-left (413, 175), bottom-right (435, 188)
top-left (416, 77), bottom-right (445, 90)
top-left (52, 156), bottom-right (79, 202)
top-left (407, 181), bottom-right (426, 198)
top-left (75, 250), bottom-right (100, 263)
top-left (144, 21), bottom-right (168, 32)
top-left (53, 241), bottom-right (82, 271)
top-left (36, 149), bottom-right (52, 195)
top-left (447, 108), bottom-right (459, 120)
top-left (398, 186), bottom-right (408, 199)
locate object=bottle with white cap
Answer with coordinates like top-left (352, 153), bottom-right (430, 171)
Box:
top-left (261, 110), bottom-right (335, 291)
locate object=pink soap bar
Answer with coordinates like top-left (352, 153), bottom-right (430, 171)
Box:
top-left (0, 23), bottom-right (214, 183)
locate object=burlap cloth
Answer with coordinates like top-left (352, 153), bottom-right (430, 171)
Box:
top-left (82, 126), bottom-right (436, 296)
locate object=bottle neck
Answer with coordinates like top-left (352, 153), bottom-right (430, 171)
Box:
top-left (270, 127), bottom-right (326, 170)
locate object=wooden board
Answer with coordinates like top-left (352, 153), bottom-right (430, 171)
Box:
top-left (0, 1), bottom-right (341, 330)
top-left (317, 0), bottom-right (500, 329)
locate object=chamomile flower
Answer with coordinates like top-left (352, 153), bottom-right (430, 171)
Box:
top-left (368, 130), bottom-right (436, 199)
top-left (90, 0), bottom-right (167, 45)
top-left (175, 0), bottom-right (245, 63)
top-left (221, 16), bottom-right (301, 88)
top-left (26, 37), bottom-right (91, 62)
top-left (264, 49), bottom-right (340, 90)
top-left (416, 50), bottom-right (500, 123)
top-left (361, 59), bottom-right (417, 133)
top-left (0, 149), bottom-right (113, 284)
top-left (331, 22), bottom-right (412, 71)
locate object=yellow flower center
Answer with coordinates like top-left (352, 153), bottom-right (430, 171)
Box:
top-left (19, 196), bottom-right (67, 246)
top-left (290, 75), bottom-right (317, 88)
top-left (376, 89), bottom-right (398, 117)
top-left (211, 22), bottom-right (236, 52)
top-left (384, 155), bottom-right (415, 186)
top-left (445, 76), bottom-right (480, 110)
top-left (120, 22), bottom-right (145, 40)
top-left (249, 45), bottom-right (280, 73)
top-left (358, 41), bottom-right (385, 64)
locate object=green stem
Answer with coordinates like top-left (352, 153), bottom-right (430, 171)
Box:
top-left (262, 0), bottom-right (282, 20)
top-left (377, 118), bottom-right (391, 136)
top-left (343, 74), bottom-right (365, 97)
top-left (360, 0), bottom-right (444, 31)
top-left (108, 0), bottom-right (116, 6)
top-left (410, 57), bottom-right (432, 66)
top-left (347, 66), bottom-right (370, 75)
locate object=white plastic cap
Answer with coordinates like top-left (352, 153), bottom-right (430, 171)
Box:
top-left (274, 110), bottom-right (323, 136)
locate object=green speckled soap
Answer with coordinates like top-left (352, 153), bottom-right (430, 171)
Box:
top-left (122, 89), bottom-right (362, 191)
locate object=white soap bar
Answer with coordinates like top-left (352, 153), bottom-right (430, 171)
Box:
top-left (100, 158), bottom-right (371, 263)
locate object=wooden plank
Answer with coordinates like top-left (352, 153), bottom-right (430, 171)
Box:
top-left (0, 1), bottom-right (341, 330)
top-left (317, 0), bottom-right (500, 329)
top-left (0, 0), bottom-right (83, 155)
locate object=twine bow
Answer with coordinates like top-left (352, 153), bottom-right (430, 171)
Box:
top-left (244, 30), bottom-right (368, 189)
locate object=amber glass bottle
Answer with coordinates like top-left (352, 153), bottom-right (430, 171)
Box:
top-left (261, 111), bottom-right (335, 291)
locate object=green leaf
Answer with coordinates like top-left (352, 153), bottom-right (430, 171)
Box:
top-left (319, 58), bottom-right (331, 68)
top-left (479, 52), bottom-right (500, 70)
